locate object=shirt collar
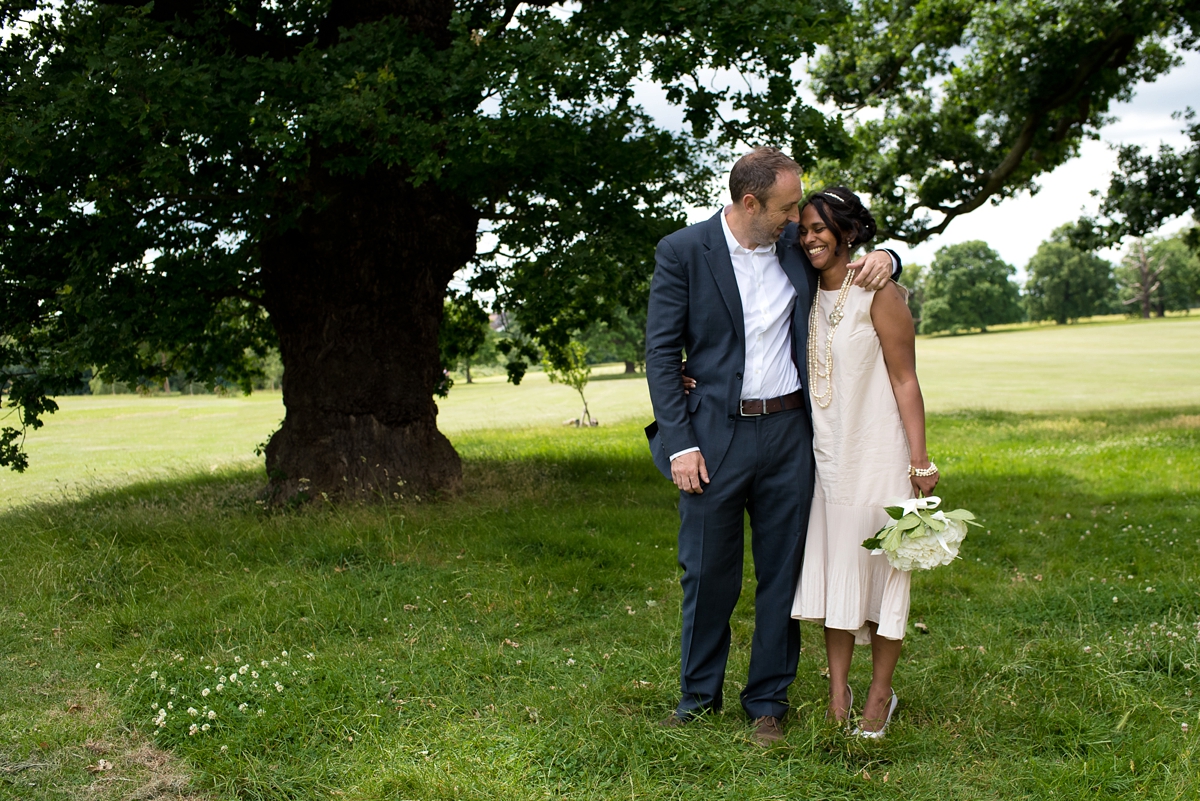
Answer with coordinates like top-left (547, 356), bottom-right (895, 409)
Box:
top-left (721, 206), bottom-right (776, 256)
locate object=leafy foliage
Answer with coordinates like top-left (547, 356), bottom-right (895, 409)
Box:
top-left (809, 0), bottom-right (1200, 243)
top-left (1082, 115), bottom-right (1200, 248)
top-left (581, 305), bottom-right (646, 370)
top-left (0, 0), bottom-right (849, 472)
top-left (1024, 226), bottom-right (1117, 324)
top-left (921, 241), bottom-right (1023, 334)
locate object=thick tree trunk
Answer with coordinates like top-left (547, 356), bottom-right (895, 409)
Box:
top-left (624, 360), bottom-right (637, 373)
top-left (260, 168), bottom-right (478, 502)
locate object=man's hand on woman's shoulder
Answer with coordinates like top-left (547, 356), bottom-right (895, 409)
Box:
top-left (848, 249), bottom-right (898, 290)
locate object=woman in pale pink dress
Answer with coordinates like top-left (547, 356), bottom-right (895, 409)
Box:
top-left (791, 187), bottom-right (938, 738)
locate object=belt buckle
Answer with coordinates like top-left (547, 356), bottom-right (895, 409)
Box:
top-left (739, 398), bottom-right (767, 417)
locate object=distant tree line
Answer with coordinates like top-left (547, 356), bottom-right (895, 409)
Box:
top-left (900, 225), bottom-right (1200, 335)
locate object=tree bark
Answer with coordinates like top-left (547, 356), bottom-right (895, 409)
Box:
top-left (260, 167), bottom-right (478, 502)
top-left (624, 360), bottom-right (637, 374)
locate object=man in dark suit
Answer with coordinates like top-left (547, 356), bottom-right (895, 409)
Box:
top-left (645, 147), bottom-right (899, 745)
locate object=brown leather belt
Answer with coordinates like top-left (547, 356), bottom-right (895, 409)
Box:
top-left (738, 390), bottom-right (804, 417)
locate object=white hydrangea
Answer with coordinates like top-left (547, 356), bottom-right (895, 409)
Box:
top-left (866, 497), bottom-right (977, 572)
top-left (886, 517), bottom-right (968, 571)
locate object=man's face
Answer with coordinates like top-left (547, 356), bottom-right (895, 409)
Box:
top-left (745, 170), bottom-right (803, 246)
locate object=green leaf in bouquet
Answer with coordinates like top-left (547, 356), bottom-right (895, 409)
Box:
top-left (880, 527), bottom-right (905, 551)
top-left (917, 510), bottom-right (946, 531)
top-left (885, 506), bottom-right (905, 520)
top-left (862, 536), bottom-right (883, 550)
top-left (943, 508), bottom-right (984, 527)
top-left (896, 514), bottom-right (922, 531)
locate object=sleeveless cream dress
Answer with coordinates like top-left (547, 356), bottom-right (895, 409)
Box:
top-left (791, 283), bottom-right (913, 644)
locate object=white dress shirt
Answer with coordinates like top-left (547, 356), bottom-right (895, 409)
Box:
top-left (720, 208), bottom-right (802, 401)
top-left (669, 208), bottom-right (802, 462)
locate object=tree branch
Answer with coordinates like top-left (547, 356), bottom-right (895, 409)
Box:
top-left (882, 25), bottom-right (1138, 244)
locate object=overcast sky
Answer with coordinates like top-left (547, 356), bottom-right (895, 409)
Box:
top-left (654, 49), bottom-right (1199, 278)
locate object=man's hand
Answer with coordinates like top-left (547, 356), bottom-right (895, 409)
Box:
top-left (671, 450), bottom-right (709, 494)
top-left (848, 249), bottom-right (894, 290)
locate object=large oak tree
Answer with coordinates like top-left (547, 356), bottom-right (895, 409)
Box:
top-left (2, 0), bottom-right (1197, 500)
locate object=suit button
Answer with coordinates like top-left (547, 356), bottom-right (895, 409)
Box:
top-left (728, 414), bottom-right (735, 421)
top-left (736, 372), bottom-right (742, 380)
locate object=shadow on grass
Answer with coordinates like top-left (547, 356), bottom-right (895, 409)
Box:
top-left (2, 409), bottom-right (1199, 799)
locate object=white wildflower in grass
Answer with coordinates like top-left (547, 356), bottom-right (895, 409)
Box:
top-left (201, 688), bottom-right (210, 697)
top-left (167, 702), bottom-right (174, 710)
top-left (257, 709), bottom-right (265, 717)
top-left (201, 723), bottom-right (210, 732)
top-left (216, 684), bottom-right (224, 692)
top-left (188, 724), bottom-right (199, 736)
top-left (219, 675), bottom-right (227, 683)
top-left (239, 665), bottom-right (248, 675)
top-left (261, 660), bottom-right (269, 667)
top-left (151, 702), bottom-right (159, 710)
top-left (207, 710), bottom-right (217, 719)
top-left (251, 671), bottom-right (259, 679)
top-left (220, 745), bottom-right (228, 753)
top-left (238, 703), bottom-right (248, 712)
top-left (150, 671), bottom-right (158, 680)
top-left (234, 656), bottom-right (241, 663)
top-left (187, 707), bottom-right (199, 717)
top-left (169, 687), bottom-right (177, 695)
top-left (306, 653), bottom-right (315, 661)
top-left (274, 682), bottom-right (284, 693)
top-left (281, 650), bottom-right (288, 657)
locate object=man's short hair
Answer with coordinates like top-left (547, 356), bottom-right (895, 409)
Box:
top-left (729, 147), bottom-right (801, 205)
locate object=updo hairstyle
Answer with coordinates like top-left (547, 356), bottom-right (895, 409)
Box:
top-left (801, 187), bottom-right (877, 256)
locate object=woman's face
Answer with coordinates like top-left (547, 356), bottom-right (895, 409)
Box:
top-left (798, 204), bottom-right (843, 271)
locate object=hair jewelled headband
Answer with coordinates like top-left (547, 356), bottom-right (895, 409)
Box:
top-left (821, 191), bottom-right (846, 203)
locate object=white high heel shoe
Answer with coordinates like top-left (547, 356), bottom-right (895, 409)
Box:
top-left (852, 689), bottom-right (897, 739)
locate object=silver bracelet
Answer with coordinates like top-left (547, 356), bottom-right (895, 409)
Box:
top-left (908, 462), bottom-right (938, 477)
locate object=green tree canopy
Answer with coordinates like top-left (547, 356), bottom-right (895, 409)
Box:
top-left (1082, 116), bottom-right (1200, 250)
top-left (1025, 226), bottom-right (1117, 324)
top-left (921, 241), bottom-right (1023, 334)
top-left (581, 305), bottom-right (646, 372)
top-left (809, 0), bottom-right (1200, 244)
top-left (1, 0), bottom-right (838, 496)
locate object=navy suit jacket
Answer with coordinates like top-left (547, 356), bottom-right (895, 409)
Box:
top-left (644, 211), bottom-right (819, 480)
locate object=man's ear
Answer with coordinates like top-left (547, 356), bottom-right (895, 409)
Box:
top-left (740, 193), bottom-right (760, 215)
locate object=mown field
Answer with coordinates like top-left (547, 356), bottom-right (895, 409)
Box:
top-left (1, 316), bottom-right (1199, 800)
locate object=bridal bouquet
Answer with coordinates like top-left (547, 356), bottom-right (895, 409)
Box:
top-left (862, 496), bottom-right (981, 571)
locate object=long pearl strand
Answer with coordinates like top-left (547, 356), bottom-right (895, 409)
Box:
top-left (807, 268), bottom-right (856, 409)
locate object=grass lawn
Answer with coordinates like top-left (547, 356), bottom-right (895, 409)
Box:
top-left (1, 317), bottom-right (1199, 799)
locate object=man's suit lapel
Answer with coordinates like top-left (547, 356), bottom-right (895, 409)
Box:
top-left (703, 212), bottom-right (744, 340)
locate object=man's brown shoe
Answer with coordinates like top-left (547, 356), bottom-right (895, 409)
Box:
top-left (750, 715), bottom-right (784, 746)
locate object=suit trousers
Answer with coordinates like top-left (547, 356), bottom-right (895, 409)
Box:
top-left (675, 406), bottom-right (813, 720)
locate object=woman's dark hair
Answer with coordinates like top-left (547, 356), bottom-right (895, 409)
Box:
top-left (800, 186), bottom-right (877, 256)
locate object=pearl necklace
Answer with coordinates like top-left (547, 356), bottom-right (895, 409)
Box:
top-left (807, 268), bottom-right (856, 409)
